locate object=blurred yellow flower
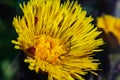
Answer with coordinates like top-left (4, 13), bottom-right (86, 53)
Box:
top-left (97, 15), bottom-right (120, 44)
top-left (12, 0), bottom-right (104, 80)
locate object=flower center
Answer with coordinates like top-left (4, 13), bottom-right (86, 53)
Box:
top-left (32, 35), bottom-right (66, 65)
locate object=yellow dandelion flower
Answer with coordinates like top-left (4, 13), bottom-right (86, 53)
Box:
top-left (12, 0), bottom-right (104, 80)
top-left (97, 15), bottom-right (120, 44)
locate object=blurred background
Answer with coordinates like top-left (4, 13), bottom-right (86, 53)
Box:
top-left (0, 0), bottom-right (120, 80)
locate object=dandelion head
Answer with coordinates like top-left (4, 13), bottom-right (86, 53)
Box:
top-left (12, 0), bottom-right (104, 80)
top-left (97, 15), bottom-right (120, 44)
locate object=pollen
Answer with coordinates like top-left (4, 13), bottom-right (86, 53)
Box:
top-left (34, 35), bottom-right (66, 65)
